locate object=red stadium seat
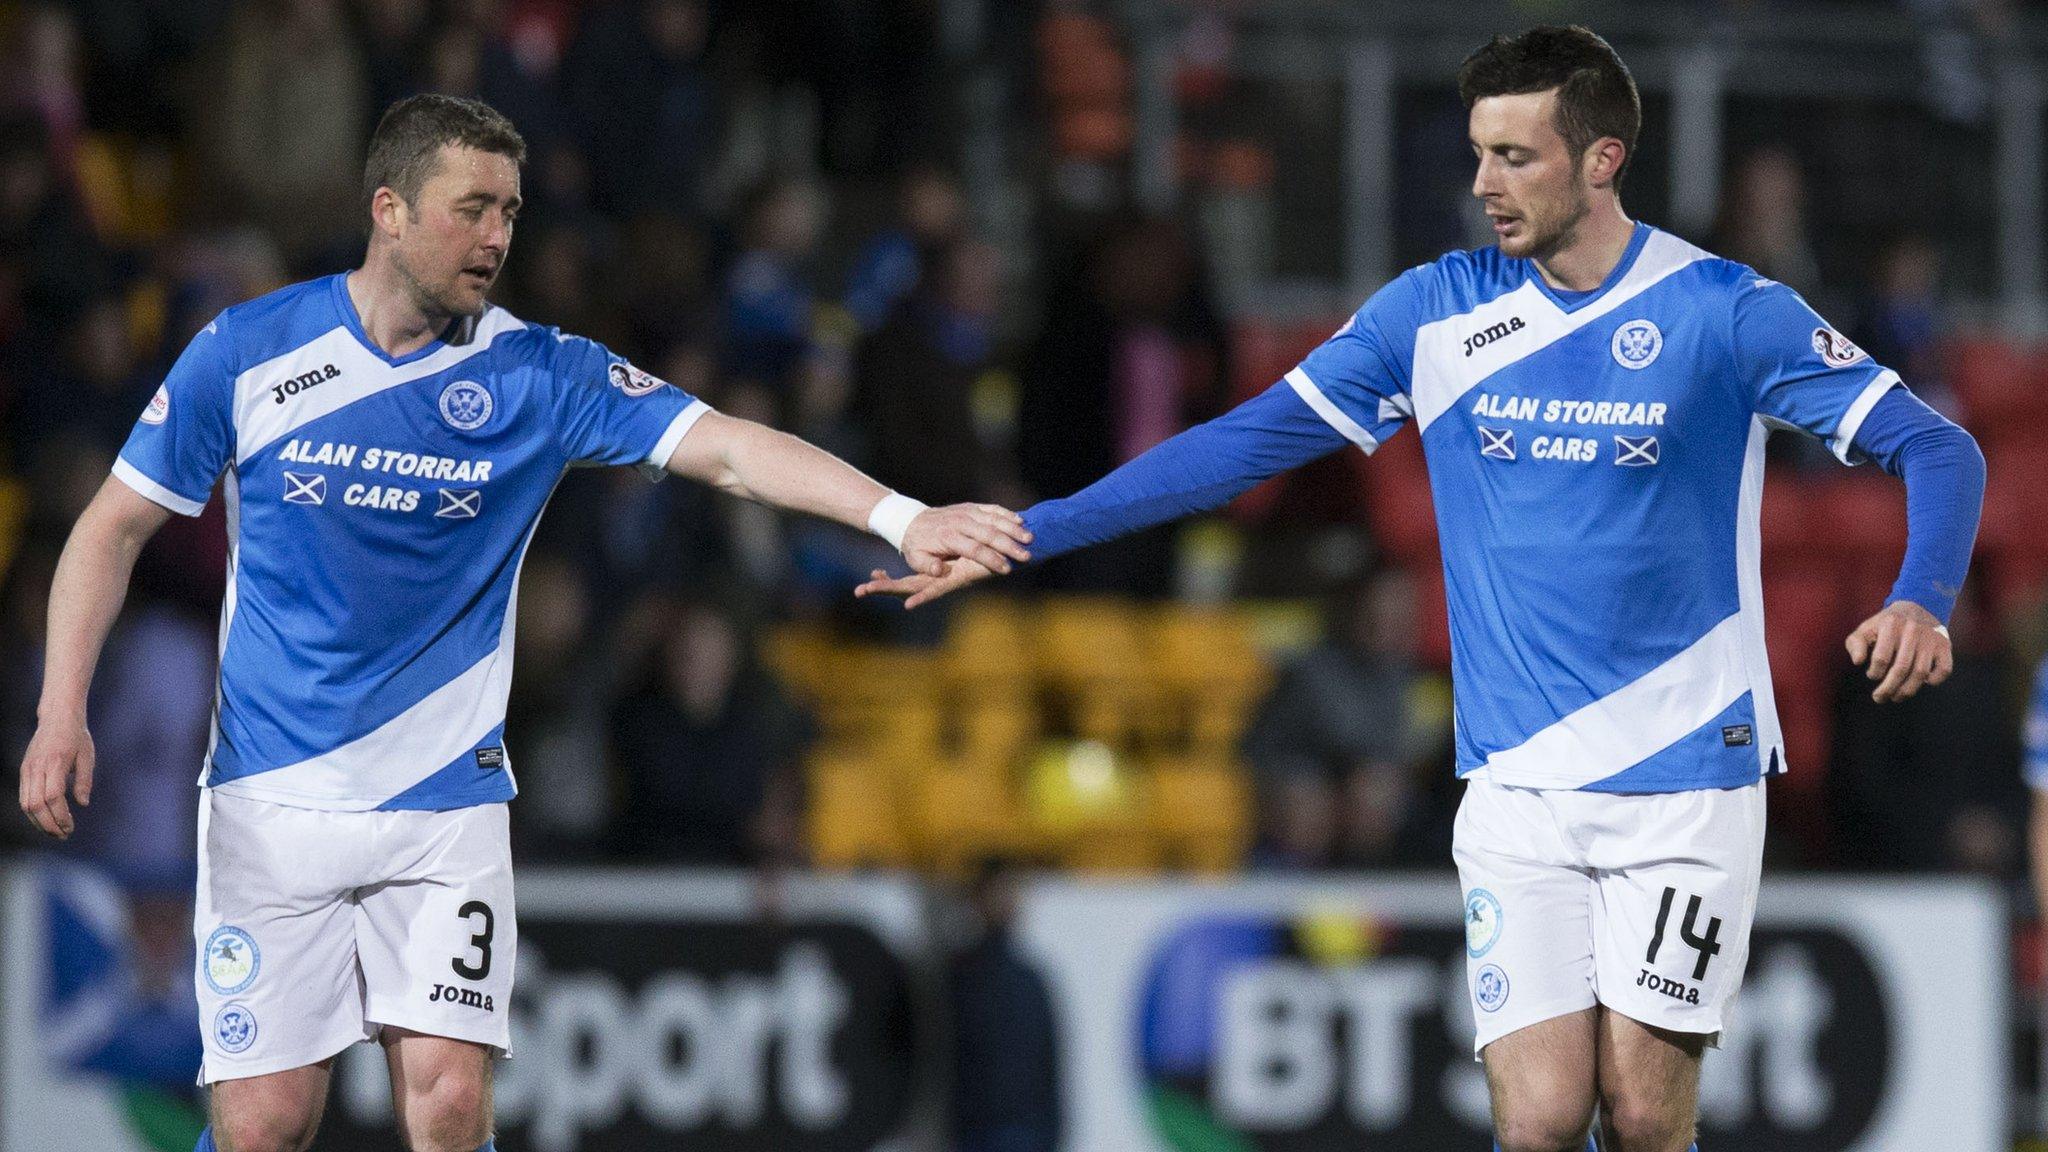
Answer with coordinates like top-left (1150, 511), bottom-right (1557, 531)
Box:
top-left (1945, 334), bottom-right (2043, 430)
top-left (1759, 472), bottom-right (1819, 563)
top-left (1810, 475), bottom-right (1906, 572)
top-left (1978, 439), bottom-right (2048, 561)
top-left (1409, 561), bottom-right (1452, 669)
top-left (1366, 434), bottom-right (1439, 563)
top-left (1763, 565), bottom-right (1843, 700)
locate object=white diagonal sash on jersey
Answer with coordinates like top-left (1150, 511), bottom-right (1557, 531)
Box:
top-left (1731, 417), bottom-right (1781, 773)
top-left (207, 482), bottom-right (552, 807)
top-left (233, 307), bottom-right (526, 465)
top-left (1475, 610), bottom-right (1750, 789)
top-left (1408, 231), bottom-right (1712, 435)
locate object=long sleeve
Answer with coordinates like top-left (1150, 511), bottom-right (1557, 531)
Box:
top-left (1847, 385), bottom-right (1985, 624)
top-left (1020, 381), bottom-right (1351, 561)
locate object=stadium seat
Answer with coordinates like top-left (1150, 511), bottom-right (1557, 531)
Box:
top-left (763, 623), bottom-right (837, 700)
top-left (956, 699), bottom-right (1039, 767)
top-left (1365, 435), bottom-right (1438, 564)
top-left (942, 596), bottom-right (1035, 687)
top-left (806, 751), bottom-right (910, 870)
top-left (907, 761), bottom-right (1032, 875)
top-left (1037, 596), bottom-right (1143, 663)
top-left (1811, 476), bottom-right (1907, 568)
top-left (1945, 334), bottom-right (2041, 430)
top-left (1409, 562), bottom-right (1453, 669)
top-left (1759, 472), bottom-right (1819, 562)
top-left (1146, 755), bottom-right (1252, 873)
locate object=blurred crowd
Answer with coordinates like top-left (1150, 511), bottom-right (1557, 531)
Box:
top-left (0, 0), bottom-right (2040, 912)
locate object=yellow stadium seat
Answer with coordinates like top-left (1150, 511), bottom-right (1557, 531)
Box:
top-left (1036, 596), bottom-right (1149, 683)
top-left (806, 752), bottom-right (910, 869)
top-left (906, 761), bottom-right (1031, 876)
top-left (763, 624), bottom-right (836, 699)
top-left (1147, 755), bottom-right (1253, 873)
top-left (1151, 606), bottom-right (1267, 688)
top-left (956, 699), bottom-right (1038, 767)
top-left (943, 596), bottom-right (1035, 686)
top-left (1058, 826), bottom-right (1162, 873)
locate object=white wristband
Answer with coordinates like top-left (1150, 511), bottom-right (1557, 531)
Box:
top-left (867, 492), bottom-right (927, 552)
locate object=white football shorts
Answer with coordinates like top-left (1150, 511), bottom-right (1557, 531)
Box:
top-left (193, 789), bottom-right (516, 1083)
top-left (1453, 778), bottom-right (1765, 1057)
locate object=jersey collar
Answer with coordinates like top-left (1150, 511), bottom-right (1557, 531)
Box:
top-left (330, 274), bottom-right (477, 367)
top-left (1526, 221), bottom-right (1653, 315)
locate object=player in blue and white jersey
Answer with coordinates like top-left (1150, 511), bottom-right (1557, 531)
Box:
top-left (16, 95), bottom-right (1030, 1152)
top-left (861, 27), bottom-right (1983, 1152)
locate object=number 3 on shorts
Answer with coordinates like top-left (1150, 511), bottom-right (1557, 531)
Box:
top-left (452, 899), bottom-right (495, 981)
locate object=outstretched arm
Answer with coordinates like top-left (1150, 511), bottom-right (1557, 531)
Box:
top-left (859, 380), bottom-right (1353, 606)
top-left (665, 409), bottom-right (1032, 576)
top-left (1841, 386), bottom-right (1986, 702)
top-left (20, 477), bottom-right (171, 838)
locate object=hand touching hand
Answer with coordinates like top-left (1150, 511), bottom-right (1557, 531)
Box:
top-left (856, 556), bottom-right (1002, 609)
top-left (1845, 600), bottom-right (1953, 703)
top-left (899, 504), bottom-right (1031, 577)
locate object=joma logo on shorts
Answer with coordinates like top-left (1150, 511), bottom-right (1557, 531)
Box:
top-left (271, 363), bottom-right (340, 403)
top-left (1463, 316), bottom-right (1525, 356)
top-left (429, 983), bottom-right (494, 1011)
top-left (1637, 968), bottom-right (1701, 1005)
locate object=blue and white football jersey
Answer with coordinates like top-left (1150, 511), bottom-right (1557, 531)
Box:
top-left (1288, 223), bottom-right (1901, 792)
top-left (115, 274), bottom-right (708, 811)
top-left (2027, 654), bottom-right (2048, 792)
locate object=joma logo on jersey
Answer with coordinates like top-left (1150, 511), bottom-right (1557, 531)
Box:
top-left (428, 983), bottom-right (494, 1011)
top-left (270, 364), bottom-right (340, 404)
top-left (1463, 316), bottom-right (1525, 356)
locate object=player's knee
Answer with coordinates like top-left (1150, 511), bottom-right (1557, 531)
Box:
top-left (1599, 1093), bottom-right (1694, 1152)
top-left (212, 1110), bottom-right (319, 1152)
top-left (400, 1070), bottom-right (491, 1152)
top-left (1493, 1108), bottom-right (1593, 1152)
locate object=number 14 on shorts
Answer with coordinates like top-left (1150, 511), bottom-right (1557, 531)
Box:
top-left (1640, 886), bottom-right (1723, 1004)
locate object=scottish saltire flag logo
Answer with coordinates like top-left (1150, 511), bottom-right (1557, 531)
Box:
top-left (1614, 435), bottom-right (1660, 466)
top-left (436, 488), bottom-right (481, 519)
top-left (1479, 426), bottom-right (1516, 460)
top-left (282, 472), bottom-right (326, 505)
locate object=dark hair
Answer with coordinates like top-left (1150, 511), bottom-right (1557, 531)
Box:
top-left (361, 94), bottom-right (526, 220)
top-left (1457, 25), bottom-right (1641, 189)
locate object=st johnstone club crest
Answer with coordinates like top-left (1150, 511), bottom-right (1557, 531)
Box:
top-left (439, 379), bottom-right (494, 430)
top-left (1611, 318), bottom-right (1662, 370)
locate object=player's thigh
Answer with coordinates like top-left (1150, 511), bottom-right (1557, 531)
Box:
top-left (1586, 783), bottom-right (1764, 1040)
top-left (356, 802), bottom-right (516, 1055)
top-left (197, 791), bottom-right (375, 1081)
top-left (1595, 1008), bottom-right (1704, 1152)
top-left (384, 1027), bottom-right (494, 1151)
top-left (1481, 1007), bottom-right (1598, 1152)
top-left (207, 1058), bottom-right (335, 1152)
top-left (1454, 781), bottom-right (1599, 1057)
